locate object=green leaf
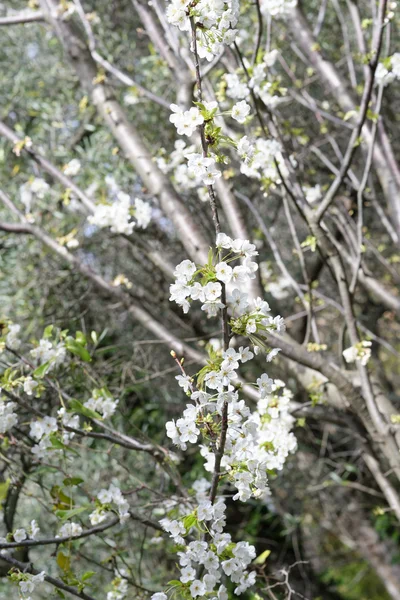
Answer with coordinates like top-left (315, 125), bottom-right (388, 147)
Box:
top-left (167, 580), bottom-right (182, 586)
top-left (81, 571), bottom-right (95, 582)
top-left (55, 505), bottom-right (90, 521)
top-left (207, 246), bottom-right (214, 266)
top-left (63, 477), bottom-right (84, 487)
top-left (0, 478), bottom-right (10, 504)
top-left (51, 485), bottom-right (74, 508)
top-left (43, 324), bottom-right (54, 338)
top-left (69, 399), bottom-right (101, 420)
top-left (75, 331), bottom-right (87, 345)
top-left (183, 514), bottom-right (197, 531)
top-left (49, 433), bottom-right (68, 450)
top-left (57, 551), bottom-right (71, 572)
top-left (253, 549), bottom-right (271, 565)
top-left (32, 361), bottom-right (52, 378)
top-left (65, 338), bottom-right (91, 362)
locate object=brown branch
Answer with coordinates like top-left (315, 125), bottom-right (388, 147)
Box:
top-left (1, 553), bottom-right (97, 600)
top-left (0, 517), bottom-right (119, 549)
top-left (0, 11), bottom-right (44, 25)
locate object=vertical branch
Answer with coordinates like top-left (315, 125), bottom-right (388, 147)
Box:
top-left (189, 18), bottom-right (230, 503)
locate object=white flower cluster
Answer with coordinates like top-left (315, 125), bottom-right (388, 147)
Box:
top-left (238, 137), bottom-right (289, 186)
top-left (260, 0), bottom-right (297, 17)
top-left (375, 54), bottom-right (400, 86)
top-left (166, 0), bottom-right (239, 60)
top-left (303, 184), bottom-right (322, 205)
top-left (28, 407), bottom-right (78, 460)
top-left (168, 368), bottom-right (295, 500)
top-left (342, 340), bottom-right (372, 366)
top-left (107, 570), bottom-right (129, 600)
top-left (63, 158), bottom-right (81, 176)
top-left (84, 392), bottom-right (118, 419)
top-left (0, 400), bottom-right (18, 434)
top-left (57, 521), bottom-right (83, 538)
top-left (226, 55), bottom-right (284, 116)
top-left (158, 498), bottom-right (256, 597)
top-left (30, 338), bottom-right (67, 371)
top-left (88, 193), bottom-right (151, 235)
top-left (89, 484), bottom-right (129, 525)
top-left (186, 152), bottom-right (222, 186)
top-left (20, 178), bottom-right (49, 213)
top-left (12, 520), bottom-right (40, 543)
top-left (169, 234), bottom-right (259, 315)
top-left (225, 72), bottom-right (249, 100)
top-left (158, 138), bottom-right (220, 196)
top-left (6, 323), bottom-right (22, 351)
top-left (30, 415), bottom-right (58, 459)
top-left (157, 140), bottom-right (201, 191)
top-left (155, 231), bottom-right (295, 599)
top-left (170, 104), bottom-right (205, 137)
top-left (169, 103), bottom-right (223, 186)
top-left (249, 50), bottom-right (285, 108)
top-left (16, 571), bottom-right (46, 598)
top-left (23, 376), bottom-right (38, 396)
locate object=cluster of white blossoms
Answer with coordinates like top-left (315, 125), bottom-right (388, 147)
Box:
top-left (237, 137), bottom-right (289, 186)
top-left (154, 234), bottom-right (296, 599)
top-left (0, 399), bottom-right (18, 434)
top-left (63, 158), bottom-right (81, 176)
top-left (88, 192), bottom-right (152, 235)
top-left (57, 521), bottom-right (83, 538)
top-left (169, 102), bottom-right (226, 186)
top-left (89, 484), bottom-right (130, 525)
top-left (84, 391), bottom-right (119, 419)
top-left (186, 152), bottom-right (222, 186)
top-left (342, 341), bottom-right (372, 366)
top-left (157, 140), bottom-right (218, 200)
top-left (170, 233), bottom-right (261, 316)
top-left (158, 496), bottom-right (257, 597)
top-left (12, 570), bottom-right (46, 598)
top-left (158, 140), bottom-right (202, 191)
top-left (5, 323), bottom-right (22, 351)
top-left (225, 49), bottom-right (282, 108)
top-left (20, 177), bottom-right (49, 213)
top-left (29, 415), bottom-right (58, 459)
top-left (6, 520), bottom-right (40, 544)
top-left (30, 338), bottom-right (67, 371)
top-left (107, 570), bottom-right (129, 600)
top-left (375, 53), bottom-right (400, 86)
top-left (166, 0), bottom-right (239, 60)
top-left (167, 362), bottom-right (295, 501)
top-left (28, 407), bottom-right (79, 460)
top-left (260, 0), bottom-right (297, 17)
top-left (23, 375), bottom-right (38, 396)
top-left (170, 104), bottom-right (206, 137)
top-left (303, 184), bottom-right (322, 205)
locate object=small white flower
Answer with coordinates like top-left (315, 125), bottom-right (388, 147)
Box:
top-left (13, 528), bottom-right (27, 543)
top-left (64, 159), bottom-right (81, 176)
top-left (231, 100), bottom-right (251, 123)
top-left (23, 376), bottom-right (38, 396)
top-left (190, 579), bottom-right (206, 598)
top-left (343, 341), bottom-right (372, 366)
top-left (215, 261), bottom-right (233, 284)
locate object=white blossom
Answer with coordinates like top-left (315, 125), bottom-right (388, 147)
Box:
top-left (231, 100), bottom-right (251, 123)
top-left (13, 528), bottom-right (27, 543)
top-left (64, 159), bottom-right (81, 176)
top-left (343, 341), bottom-right (372, 366)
